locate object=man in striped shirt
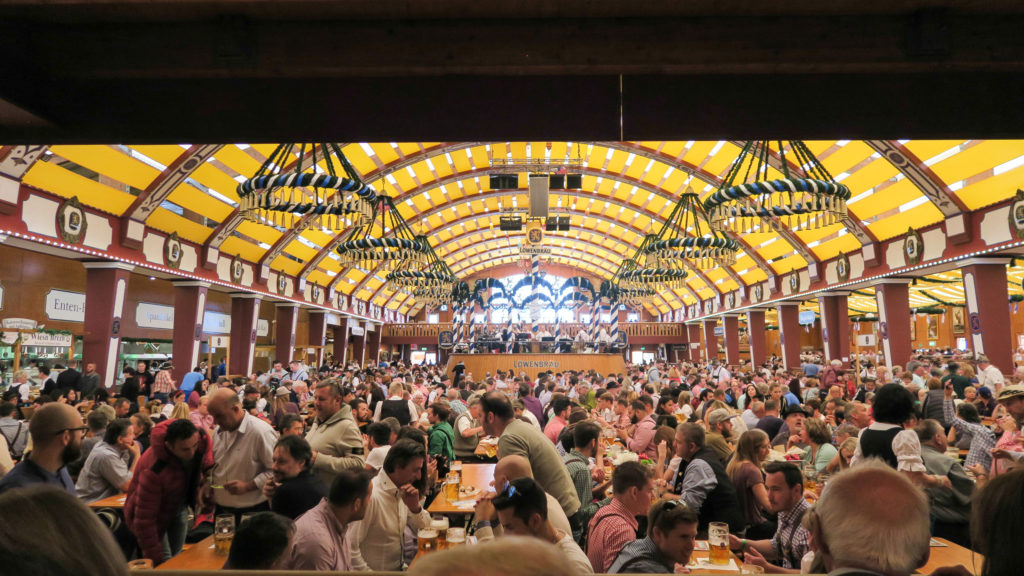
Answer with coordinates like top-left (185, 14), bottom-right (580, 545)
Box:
top-left (585, 462), bottom-right (654, 572)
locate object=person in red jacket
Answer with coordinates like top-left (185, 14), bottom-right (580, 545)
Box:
top-left (125, 418), bottom-right (213, 564)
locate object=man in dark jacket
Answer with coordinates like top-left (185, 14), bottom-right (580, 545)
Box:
top-left (263, 435), bottom-right (327, 520)
top-left (56, 360), bottom-right (82, 397)
top-left (125, 418), bottom-right (213, 564)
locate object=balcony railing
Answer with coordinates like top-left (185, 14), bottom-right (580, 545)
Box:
top-left (382, 322), bottom-right (687, 339)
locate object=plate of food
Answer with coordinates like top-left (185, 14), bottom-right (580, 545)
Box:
top-left (458, 485), bottom-right (482, 499)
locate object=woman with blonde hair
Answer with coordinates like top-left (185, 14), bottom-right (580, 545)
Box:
top-left (726, 429), bottom-right (773, 539)
top-left (169, 401), bottom-right (190, 421)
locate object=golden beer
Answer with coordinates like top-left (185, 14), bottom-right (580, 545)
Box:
top-left (214, 536), bottom-right (233, 555)
top-left (414, 528), bottom-right (439, 562)
top-left (709, 542), bottom-right (731, 565)
top-left (431, 517), bottom-right (449, 550)
top-left (446, 527), bottom-right (466, 547)
top-left (444, 480), bottom-right (460, 502)
top-left (708, 521), bottom-right (730, 565)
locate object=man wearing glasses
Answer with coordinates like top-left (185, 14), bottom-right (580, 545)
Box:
top-left (0, 403), bottom-right (84, 495)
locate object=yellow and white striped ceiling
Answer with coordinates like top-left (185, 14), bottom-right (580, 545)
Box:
top-left (17, 140), bottom-right (1024, 316)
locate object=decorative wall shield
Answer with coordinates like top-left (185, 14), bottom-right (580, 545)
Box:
top-left (277, 274), bottom-right (288, 295)
top-left (56, 196), bottom-right (87, 244)
top-left (311, 284), bottom-right (321, 302)
top-left (1010, 189), bottom-right (1024, 239)
top-left (704, 300), bottom-right (714, 314)
top-left (753, 284), bottom-right (764, 302)
top-left (164, 232), bottom-right (183, 269)
top-left (836, 251), bottom-right (850, 282)
top-left (789, 271), bottom-right (800, 293)
top-left (230, 254), bottom-right (244, 284)
top-left (904, 227), bottom-right (924, 266)
top-left (726, 292), bottom-right (736, 308)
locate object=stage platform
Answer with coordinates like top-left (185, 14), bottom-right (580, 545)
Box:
top-left (445, 353), bottom-right (626, 380)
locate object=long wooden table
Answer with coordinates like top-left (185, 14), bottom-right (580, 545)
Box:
top-left (427, 463), bottom-right (496, 515)
top-left (918, 538), bottom-right (983, 575)
top-left (446, 353), bottom-right (626, 380)
top-left (158, 535), bottom-right (226, 571)
top-left (88, 493), bottom-right (127, 509)
top-left (687, 543), bottom-right (742, 574)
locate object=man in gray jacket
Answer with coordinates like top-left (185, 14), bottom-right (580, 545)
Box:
top-left (916, 419), bottom-right (973, 547)
top-left (306, 381), bottom-right (364, 487)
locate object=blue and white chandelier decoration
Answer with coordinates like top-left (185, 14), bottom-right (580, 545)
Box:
top-left (236, 143), bottom-right (377, 231)
top-left (703, 140), bottom-right (850, 233)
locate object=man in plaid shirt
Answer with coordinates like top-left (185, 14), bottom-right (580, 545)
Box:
top-left (942, 383), bottom-right (995, 470)
top-left (562, 421), bottom-right (606, 541)
top-left (585, 462), bottom-right (653, 572)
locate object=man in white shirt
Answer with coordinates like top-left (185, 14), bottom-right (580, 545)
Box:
top-left (976, 355), bottom-right (1005, 390)
top-left (347, 438), bottom-right (432, 571)
top-left (208, 388), bottom-right (279, 520)
top-left (710, 361), bottom-right (731, 384)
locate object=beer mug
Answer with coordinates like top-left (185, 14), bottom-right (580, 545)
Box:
top-left (446, 527), bottom-right (466, 547)
top-left (803, 464), bottom-right (818, 494)
top-left (444, 474), bottom-right (460, 502)
top-left (708, 522), bottom-right (730, 565)
top-left (431, 516), bottom-right (450, 549)
top-left (214, 514), bottom-right (235, 555)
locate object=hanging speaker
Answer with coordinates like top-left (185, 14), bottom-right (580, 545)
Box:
top-left (489, 174), bottom-right (519, 189)
top-left (529, 174), bottom-right (549, 218)
top-left (566, 174), bottom-right (582, 189)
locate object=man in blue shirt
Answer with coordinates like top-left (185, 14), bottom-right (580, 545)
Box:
top-left (179, 366), bottom-right (204, 397)
top-left (0, 403), bottom-right (84, 495)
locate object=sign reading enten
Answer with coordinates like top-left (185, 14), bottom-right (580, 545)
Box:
top-left (513, 360), bottom-right (560, 369)
top-left (45, 289), bottom-right (86, 322)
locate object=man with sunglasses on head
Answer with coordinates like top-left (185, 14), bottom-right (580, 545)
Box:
top-left (0, 403), bottom-right (84, 495)
top-left (609, 499), bottom-right (699, 574)
top-left (475, 477), bottom-right (594, 574)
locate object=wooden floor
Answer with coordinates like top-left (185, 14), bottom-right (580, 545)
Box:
top-left (445, 353), bottom-right (627, 380)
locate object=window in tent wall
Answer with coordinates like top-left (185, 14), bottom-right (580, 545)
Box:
top-left (580, 314), bottom-right (592, 324)
top-left (600, 312), bottom-right (612, 323)
top-left (474, 313), bottom-right (487, 324)
top-left (627, 312), bottom-right (640, 322)
top-left (557, 308), bottom-right (575, 323)
top-left (538, 308), bottom-right (557, 323)
top-left (491, 309), bottom-right (509, 324)
top-left (427, 313), bottom-right (439, 324)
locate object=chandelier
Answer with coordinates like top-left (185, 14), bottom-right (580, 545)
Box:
top-left (703, 141), bottom-right (850, 233)
top-left (335, 196), bottom-right (430, 272)
top-left (644, 190), bottom-right (739, 269)
top-left (615, 234), bottom-right (688, 298)
top-left (386, 236), bottom-right (456, 303)
top-left (236, 143), bottom-right (376, 231)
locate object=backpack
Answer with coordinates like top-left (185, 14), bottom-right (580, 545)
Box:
top-left (0, 422), bottom-right (24, 460)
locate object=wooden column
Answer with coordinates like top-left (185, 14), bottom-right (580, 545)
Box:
top-left (228, 294), bottom-right (261, 377)
top-left (875, 280), bottom-right (913, 373)
top-left (275, 303), bottom-right (299, 364)
top-left (81, 262), bottom-right (134, 390)
top-left (723, 314), bottom-right (740, 366)
top-left (307, 310), bottom-right (327, 368)
top-left (776, 303), bottom-right (801, 371)
top-left (746, 309), bottom-right (767, 367)
top-left (332, 325), bottom-right (347, 361)
top-left (818, 292), bottom-right (851, 366)
top-left (171, 281), bottom-right (208, 384)
top-left (686, 323), bottom-right (702, 362)
top-left (366, 323), bottom-right (382, 366)
top-left (702, 319), bottom-right (718, 363)
top-left (962, 259), bottom-right (1014, 371)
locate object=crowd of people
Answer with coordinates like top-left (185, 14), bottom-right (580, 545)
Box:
top-left (0, 350), bottom-right (1022, 575)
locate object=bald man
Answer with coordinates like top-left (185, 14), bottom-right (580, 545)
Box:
top-left (0, 403), bottom-right (84, 495)
top-left (207, 388), bottom-right (278, 522)
top-left (808, 459), bottom-right (931, 575)
top-left (472, 455), bottom-right (573, 537)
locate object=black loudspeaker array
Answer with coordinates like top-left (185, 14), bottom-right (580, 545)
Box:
top-left (545, 216), bottom-right (570, 231)
top-left (549, 174), bottom-right (583, 190)
top-left (499, 216), bottom-right (524, 231)
top-left (489, 174), bottom-right (519, 189)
